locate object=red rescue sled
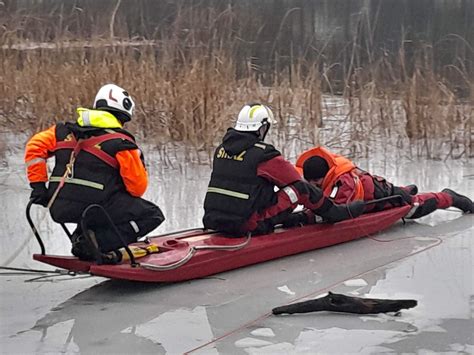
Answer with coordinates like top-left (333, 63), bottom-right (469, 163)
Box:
top-left (33, 205), bottom-right (410, 282)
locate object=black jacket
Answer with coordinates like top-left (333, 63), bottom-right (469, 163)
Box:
top-left (49, 122), bottom-right (138, 223)
top-left (203, 128), bottom-right (280, 234)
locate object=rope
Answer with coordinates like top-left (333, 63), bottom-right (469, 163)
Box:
top-left (140, 234), bottom-right (251, 271)
top-left (47, 150), bottom-right (76, 209)
top-left (25, 274), bottom-right (93, 283)
top-left (0, 266), bottom-right (77, 275)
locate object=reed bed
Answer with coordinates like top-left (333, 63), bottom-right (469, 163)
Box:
top-left (1, 43), bottom-right (470, 162)
top-left (1, 1), bottom-right (472, 162)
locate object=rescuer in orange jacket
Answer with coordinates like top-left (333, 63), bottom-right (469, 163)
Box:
top-left (25, 84), bottom-right (165, 260)
top-left (286, 146), bottom-right (473, 225)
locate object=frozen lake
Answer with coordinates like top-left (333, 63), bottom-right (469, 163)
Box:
top-left (0, 132), bottom-right (472, 354)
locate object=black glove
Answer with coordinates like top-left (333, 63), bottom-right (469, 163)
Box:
top-left (318, 200), bottom-right (365, 223)
top-left (30, 182), bottom-right (49, 207)
top-left (282, 211), bottom-right (309, 228)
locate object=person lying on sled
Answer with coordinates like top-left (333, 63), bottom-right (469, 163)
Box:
top-left (24, 83), bottom-right (165, 261)
top-left (202, 104), bottom-right (365, 236)
top-left (285, 146), bottom-right (473, 226)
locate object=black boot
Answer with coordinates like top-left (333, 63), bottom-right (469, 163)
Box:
top-left (71, 234), bottom-right (95, 261)
top-left (70, 230), bottom-right (101, 261)
top-left (404, 184), bottom-right (418, 195)
top-left (442, 189), bottom-right (474, 213)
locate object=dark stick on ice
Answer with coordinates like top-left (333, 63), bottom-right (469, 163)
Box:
top-left (272, 292), bottom-right (417, 315)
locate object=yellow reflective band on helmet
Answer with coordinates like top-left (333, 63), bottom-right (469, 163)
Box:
top-left (249, 105), bottom-right (263, 120)
top-left (49, 176), bottom-right (104, 190)
top-left (207, 187), bottom-right (249, 200)
top-left (76, 108), bottom-right (123, 128)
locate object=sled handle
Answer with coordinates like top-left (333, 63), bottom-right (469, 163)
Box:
top-left (26, 199), bottom-right (74, 255)
top-left (364, 195), bottom-right (405, 206)
top-left (26, 199), bottom-right (46, 255)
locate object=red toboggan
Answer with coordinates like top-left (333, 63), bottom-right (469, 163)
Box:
top-left (32, 204), bottom-right (411, 282)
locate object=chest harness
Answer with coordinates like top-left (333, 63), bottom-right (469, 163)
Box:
top-left (47, 132), bottom-right (134, 208)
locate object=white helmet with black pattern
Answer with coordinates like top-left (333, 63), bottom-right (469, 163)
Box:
top-left (93, 83), bottom-right (135, 122)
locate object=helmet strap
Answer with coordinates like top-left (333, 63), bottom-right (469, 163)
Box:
top-left (258, 121), bottom-right (270, 141)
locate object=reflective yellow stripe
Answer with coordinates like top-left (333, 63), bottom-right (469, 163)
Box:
top-left (49, 176), bottom-right (104, 190)
top-left (207, 187), bottom-right (249, 200)
top-left (249, 105), bottom-right (262, 119)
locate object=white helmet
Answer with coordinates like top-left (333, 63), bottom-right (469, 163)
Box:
top-left (93, 84), bottom-right (135, 122)
top-left (235, 103), bottom-right (275, 131)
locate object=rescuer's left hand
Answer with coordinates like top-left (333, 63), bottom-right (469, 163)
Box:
top-left (30, 182), bottom-right (49, 207)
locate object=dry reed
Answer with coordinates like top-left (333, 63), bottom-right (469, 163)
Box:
top-left (0, 2), bottom-right (472, 161)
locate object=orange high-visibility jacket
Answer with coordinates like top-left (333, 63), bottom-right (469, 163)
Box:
top-left (25, 112), bottom-right (148, 197)
top-left (295, 146), bottom-right (365, 201)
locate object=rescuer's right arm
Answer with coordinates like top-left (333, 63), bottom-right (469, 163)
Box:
top-left (24, 125), bottom-right (57, 206)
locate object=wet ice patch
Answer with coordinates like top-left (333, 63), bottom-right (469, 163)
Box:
top-left (423, 325), bottom-right (446, 333)
top-left (344, 278), bottom-right (368, 287)
top-left (294, 327), bottom-right (400, 353)
top-left (250, 328), bottom-right (275, 337)
top-left (366, 292), bottom-right (421, 301)
top-left (4, 319), bottom-right (79, 354)
top-left (244, 342), bottom-right (294, 354)
top-left (277, 285), bottom-right (295, 295)
top-left (120, 306), bottom-right (214, 354)
top-left (449, 343), bottom-right (474, 353)
top-left (360, 314), bottom-right (391, 323)
top-left (235, 337), bottom-right (273, 348)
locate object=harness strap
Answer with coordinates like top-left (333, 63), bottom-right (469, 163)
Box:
top-left (81, 146), bottom-right (119, 169)
top-left (53, 132), bottom-right (135, 169)
top-left (47, 132), bottom-right (135, 209)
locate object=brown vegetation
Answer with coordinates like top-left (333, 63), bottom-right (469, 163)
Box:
top-left (0, 1), bottom-right (472, 160)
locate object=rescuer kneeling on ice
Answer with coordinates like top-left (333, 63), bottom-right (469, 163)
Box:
top-left (25, 84), bottom-right (165, 261)
top-left (202, 103), bottom-right (364, 236)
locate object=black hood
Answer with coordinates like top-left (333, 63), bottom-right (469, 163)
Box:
top-left (64, 122), bottom-right (136, 141)
top-left (64, 122), bottom-right (104, 139)
top-left (221, 128), bottom-right (261, 155)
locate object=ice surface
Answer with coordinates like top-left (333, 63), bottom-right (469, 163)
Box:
top-left (0, 131), bottom-right (472, 354)
top-left (277, 285), bottom-right (296, 295)
top-left (250, 328), bottom-right (276, 337)
top-left (343, 278), bottom-right (368, 287)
